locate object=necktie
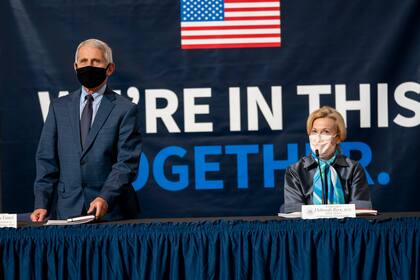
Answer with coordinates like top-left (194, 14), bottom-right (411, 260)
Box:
top-left (80, 94), bottom-right (94, 148)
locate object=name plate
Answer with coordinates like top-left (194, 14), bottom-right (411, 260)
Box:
top-left (0, 214), bottom-right (17, 228)
top-left (302, 204), bottom-right (356, 219)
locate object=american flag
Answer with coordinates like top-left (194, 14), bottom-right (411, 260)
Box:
top-left (180, 0), bottom-right (281, 49)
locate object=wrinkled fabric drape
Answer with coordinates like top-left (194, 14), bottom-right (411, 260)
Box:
top-left (0, 218), bottom-right (419, 279)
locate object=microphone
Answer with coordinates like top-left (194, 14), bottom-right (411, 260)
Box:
top-left (315, 149), bottom-right (327, 204)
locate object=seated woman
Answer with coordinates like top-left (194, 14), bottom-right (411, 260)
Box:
top-left (283, 106), bottom-right (372, 213)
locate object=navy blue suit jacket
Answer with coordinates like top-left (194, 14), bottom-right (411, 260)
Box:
top-left (34, 87), bottom-right (142, 220)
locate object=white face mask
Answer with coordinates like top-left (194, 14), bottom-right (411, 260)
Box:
top-left (309, 134), bottom-right (337, 159)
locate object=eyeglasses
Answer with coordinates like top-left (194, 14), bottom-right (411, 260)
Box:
top-left (310, 130), bottom-right (337, 137)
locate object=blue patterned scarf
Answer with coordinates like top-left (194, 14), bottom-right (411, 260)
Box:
top-left (312, 151), bottom-right (345, 204)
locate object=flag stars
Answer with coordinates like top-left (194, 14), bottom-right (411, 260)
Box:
top-left (181, 0), bottom-right (224, 22)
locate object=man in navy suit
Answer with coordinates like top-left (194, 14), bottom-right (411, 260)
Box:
top-left (31, 39), bottom-right (142, 221)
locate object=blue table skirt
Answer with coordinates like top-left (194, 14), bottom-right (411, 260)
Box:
top-left (1, 218), bottom-right (419, 279)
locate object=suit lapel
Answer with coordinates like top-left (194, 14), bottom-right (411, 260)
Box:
top-left (81, 88), bottom-right (116, 158)
top-left (69, 89), bottom-right (82, 156)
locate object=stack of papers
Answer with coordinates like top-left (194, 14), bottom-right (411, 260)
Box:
top-left (277, 212), bottom-right (301, 218)
top-left (355, 209), bottom-right (378, 216)
top-left (45, 215), bottom-right (96, 226)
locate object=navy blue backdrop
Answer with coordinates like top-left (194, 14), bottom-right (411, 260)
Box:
top-left (0, 0), bottom-right (419, 218)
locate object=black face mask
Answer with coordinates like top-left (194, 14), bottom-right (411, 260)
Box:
top-left (76, 65), bottom-right (108, 88)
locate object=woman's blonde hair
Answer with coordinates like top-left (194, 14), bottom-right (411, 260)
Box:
top-left (306, 106), bottom-right (347, 142)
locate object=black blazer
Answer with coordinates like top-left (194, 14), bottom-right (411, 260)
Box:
top-left (283, 153), bottom-right (372, 213)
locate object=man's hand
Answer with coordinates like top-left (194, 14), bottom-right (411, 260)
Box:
top-left (88, 197), bottom-right (108, 219)
top-left (31, 208), bottom-right (48, 222)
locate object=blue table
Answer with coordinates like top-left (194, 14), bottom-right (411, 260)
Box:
top-left (1, 214), bottom-right (420, 279)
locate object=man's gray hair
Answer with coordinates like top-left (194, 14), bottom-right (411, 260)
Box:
top-left (74, 38), bottom-right (113, 64)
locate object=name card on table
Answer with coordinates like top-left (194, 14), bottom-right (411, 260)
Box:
top-left (302, 204), bottom-right (356, 219)
top-left (0, 214), bottom-right (17, 228)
